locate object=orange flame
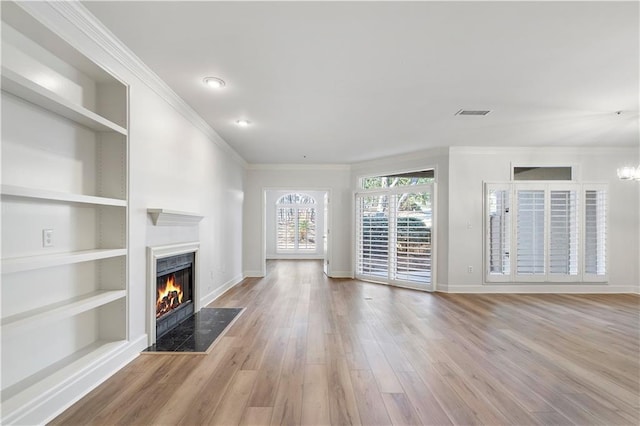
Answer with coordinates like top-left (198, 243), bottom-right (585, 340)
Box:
top-left (156, 275), bottom-right (183, 318)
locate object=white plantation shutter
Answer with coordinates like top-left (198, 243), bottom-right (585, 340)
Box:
top-left (485, 182), bottom-right (607, 283)
top-left (584, 186), bottom-right (607, 280)
top-left (516, 189), bottom-right (546, 280)
top-left (356, 193), bottom-right (390, 279)
top-left (297, 208), bottom-right (316, 251)
top-left (394, 192), bottom-right (432, 285)
top-left (486, 186), bottom-right (511, 281)
top-left (277, 207), bottom-right (295, 251)
top-left (276, 193), bottom-right (316, 253)
top-left (549, 188), bottom-right (579, 279)
top-left (356, 185), bottom-right (434, 289)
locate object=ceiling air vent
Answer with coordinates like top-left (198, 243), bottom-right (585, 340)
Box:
top-left (455, 109), bottom-right (492, 116)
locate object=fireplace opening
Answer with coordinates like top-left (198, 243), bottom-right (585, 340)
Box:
top-left (156, 252), bottom-right (195, 339)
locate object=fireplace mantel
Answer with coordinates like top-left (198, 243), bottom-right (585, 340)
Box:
top-left (147, 208), bottom-right (204, 226)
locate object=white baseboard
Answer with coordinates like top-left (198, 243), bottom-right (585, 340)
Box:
top-left (266, 255), bottom-right (324, 260)
top-left (7, 335), bottom-right (148, 426)
top-left (200, 274), bottom-right (245, 307)
top-left (243, 270), bottom-right (265, 278)
top-left (437, 284), bottom-right (638, 294)
top-left (329, 271), bottom-right (353, 278)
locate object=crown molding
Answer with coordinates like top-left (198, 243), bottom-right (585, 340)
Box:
top-left (16, 0), bottom-right (247, 167)
top-left (247, 163), bottom-right (351, 171)
top-left (449, 146), bottom-right (639, 156)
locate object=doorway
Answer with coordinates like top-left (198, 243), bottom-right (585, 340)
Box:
top-left (263, 189), bottom-right (331, 276)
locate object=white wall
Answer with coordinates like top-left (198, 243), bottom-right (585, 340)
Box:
top-left (130, 88), bottom-right (245, 337)
top-left (265, 189), bottom-right (326, 259)
top-left (446, 146), bottom-right (640, 293)
top-left (243, 165), bottom-right (351, 277)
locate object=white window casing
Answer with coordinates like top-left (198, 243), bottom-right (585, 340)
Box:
top-left (485, 182), bottom-right (607, 283)
top-left (356, 184), bottom-right (434, 290)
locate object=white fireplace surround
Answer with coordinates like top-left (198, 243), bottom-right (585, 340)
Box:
top-left (147, 242), bottom-right (200, 346)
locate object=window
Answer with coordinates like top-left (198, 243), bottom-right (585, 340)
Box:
top-left (584, 187), bottom-right (607, 279)
top-left (513, 166), bottom-right (573, 181)
top-left (362, 169), bottom-right (434, 189)
top-left (356, 184), bottom-right (434, 289)
top-left (276, 193), bottom-right (316, 253)
top-left (488, 187), bottom-right (511, 277)
top-left (485, 183), bottom-right (607, 282)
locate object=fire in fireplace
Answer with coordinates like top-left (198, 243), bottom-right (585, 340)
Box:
top-left (156, 274), bottom-right (184, 318)
top-left (156, 252), bottom-right (195, 339)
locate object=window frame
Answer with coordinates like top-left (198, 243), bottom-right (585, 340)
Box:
top-left (355, 182), bottom-right (436, 291)
top-left (276, 193), bottom-right (317, 254)
top-left (484, 182), bottom-right (608, 284)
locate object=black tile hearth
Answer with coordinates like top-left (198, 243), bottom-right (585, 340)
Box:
top-left (145, 307), bottom-right (243, 353)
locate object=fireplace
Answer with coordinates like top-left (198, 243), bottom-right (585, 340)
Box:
top-left (155, 252), bottom-right (194, 339)
top-left (147, 242), bottom-right (200, 346)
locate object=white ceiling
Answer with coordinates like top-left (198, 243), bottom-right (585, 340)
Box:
top-left (83, 1), bottom-right (639, 164)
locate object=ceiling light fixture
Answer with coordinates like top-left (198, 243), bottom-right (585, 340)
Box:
top-left (617, 165), bottom-right (640, 181)
top-left (236, 119), bottom-right (251, 127)
top-left (203, 77), bottom-right (225, 89)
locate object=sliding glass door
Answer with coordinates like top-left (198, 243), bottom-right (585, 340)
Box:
top-left (356, 184), bottom-right (434, 291)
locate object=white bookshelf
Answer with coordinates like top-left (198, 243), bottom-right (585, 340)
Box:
top-left (2, 249), bottom-right (127, 274)
top-left (1, 184), bottom-right (127, 207)
top-left (1, 67), bottom-right (127, 135)
top-left (2, 290), bottom-right (127, 333)
top-left (1, 2), bottom-right (129, 423)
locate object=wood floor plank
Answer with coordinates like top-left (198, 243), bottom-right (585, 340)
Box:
top-left (51, 260), bottom-right (640, 426)
top-left (349, 369), bottom-right (393, 425)
top-left (246, 327), bottom-right (290, 407)
top-left (381, 392), bottom-right (423, 426)
top-left (208, 370), bottom-right (258, 426)
top-left (327, 357), bottom-right (362, 425)
top-left (241, 407), bottom-right (273, 426)
top-left (301, 364), bottom-right (331, 426)
top-left (396, 371), bottom-right (453, 426)
top-left (269, 323), bottom-right (306, 426)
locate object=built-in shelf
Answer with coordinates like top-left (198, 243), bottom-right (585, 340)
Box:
top-left (1, 67), bottom-right (127, 135)
top-left (1, 339), bottom-right (128, 421)
top-left (1, 184), bottom-right (126, 207)
top-left (1, 5), bottom-right (130, 424)
top-left (2, 248), bottom-right (127, 274)
top-left (1, 290), bottom-right (126, 334)
top-left (147, 208), bottom-right (204, 226)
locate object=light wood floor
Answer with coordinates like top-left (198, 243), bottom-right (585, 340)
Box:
top-left (52, 260), bottom-right (640, 425)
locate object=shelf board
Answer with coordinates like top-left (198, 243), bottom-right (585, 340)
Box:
top-left (1, 184), bottom-right (126, 206)
top-left (0, 340), bottom-right (128, 418)
top-left (2, 248), bottom-right (127, 274)
top-left (1, 290), bottom-right (126, 334)
top-left (1, 67), bottom-right (127, 135)
top-left (148, 208), bottom-right (204, 226)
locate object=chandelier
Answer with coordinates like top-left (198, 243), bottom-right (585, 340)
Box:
top-left (617, 165), bottom-right (640, 181)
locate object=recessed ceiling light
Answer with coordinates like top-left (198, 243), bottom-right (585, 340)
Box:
top-left (236, 119), bottom-right (251, 127)
top-left (203, 77), bottom-right (225, 89)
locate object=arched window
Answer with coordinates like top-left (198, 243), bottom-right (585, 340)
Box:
top-left (277, 193), bottom-right (317, 252)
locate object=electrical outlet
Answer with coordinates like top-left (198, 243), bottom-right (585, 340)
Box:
top-left (467, 265), bottom-right (473, 273)
top-left (43, 229), bottom-right (54, 247)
